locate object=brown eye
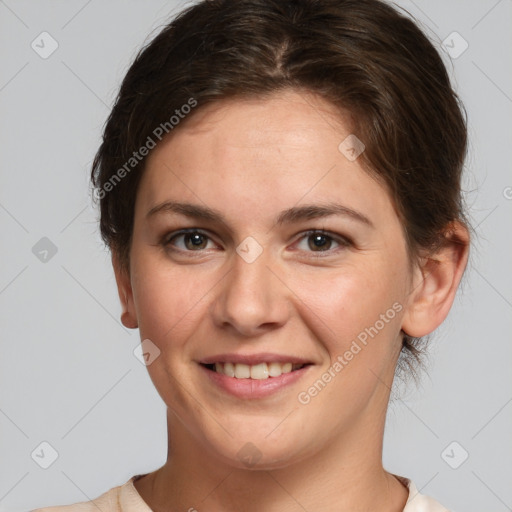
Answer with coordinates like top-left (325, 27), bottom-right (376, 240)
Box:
top-left (183, 233), bottom-right (208, 250)
top-left (166, 230), bottom-right (214, 251)
top-left (295, 230), bottom-right (350, 255)
top-left (307, 233), bottom-right (333, 251)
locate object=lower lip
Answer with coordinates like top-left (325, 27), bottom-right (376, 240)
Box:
top-left (199, 364), bottom-right (312, 399)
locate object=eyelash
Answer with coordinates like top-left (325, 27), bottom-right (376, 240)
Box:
top-left (162, 228), bottom-right (351, 257)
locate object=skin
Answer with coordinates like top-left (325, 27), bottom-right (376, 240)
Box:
top-left (114, 89), bottom-right (469, 512)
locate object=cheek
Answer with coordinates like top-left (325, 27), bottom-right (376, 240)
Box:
top-left (293, 262), bottom-right (404, 342)
top-left (129, 256), bottom-right (214, 408)
top-left (130, 252), bottom-right (214, 348)
top-left (293, 268), bottom-right (405, 409)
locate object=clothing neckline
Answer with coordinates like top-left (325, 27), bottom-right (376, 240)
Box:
top-left (122, 473), bottom-right (419, 511)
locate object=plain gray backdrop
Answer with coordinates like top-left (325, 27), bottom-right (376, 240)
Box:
top-left (1, 1), bottom-right (511, 511)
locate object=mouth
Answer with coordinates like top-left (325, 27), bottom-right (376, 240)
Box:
top-left (197, 355), bottom-right (314, 399)
top-left (200, 361), bottom-right (310, 380)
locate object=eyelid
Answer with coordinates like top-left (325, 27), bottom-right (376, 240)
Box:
top-left (165, 227), bottom-right (210, 240)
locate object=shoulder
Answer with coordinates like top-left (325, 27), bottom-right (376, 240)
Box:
top-left (395, 475), bottom-right (451, 512)
top-left (31, 475), bottom-right (150, 512)
top-left (31, 484), bottom-right (120, 512)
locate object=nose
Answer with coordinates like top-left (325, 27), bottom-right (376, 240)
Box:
top-left (210, 247), bottom-right (291, 337)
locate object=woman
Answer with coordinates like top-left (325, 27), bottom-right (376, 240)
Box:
top-left (34, 0), bottom-right (470, 510)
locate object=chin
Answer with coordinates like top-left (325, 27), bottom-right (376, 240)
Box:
top-left (200, 426), bottom-right (316, 471)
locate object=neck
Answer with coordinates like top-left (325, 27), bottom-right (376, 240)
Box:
top-left (134, 394), bottom-right (408, 512)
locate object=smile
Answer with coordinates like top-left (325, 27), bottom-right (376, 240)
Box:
top-left (198, 355), bottom-right (313, 399)
top-left (203, 362), bottom-right (306, 379)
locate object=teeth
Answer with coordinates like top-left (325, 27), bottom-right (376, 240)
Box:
top-left (268, 362), bottom-right (283, 377)
top-left (234, 363), bottom-right (250, 378)
top-left (211, 362), bottom-right (304, 379)
top-left (250, 363), bottom-right (268, 380)
top-left (224, 362), bottom-right (235, 377)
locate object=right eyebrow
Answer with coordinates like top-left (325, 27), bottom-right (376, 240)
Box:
top-left (146, 201), bottom-right (227, 225)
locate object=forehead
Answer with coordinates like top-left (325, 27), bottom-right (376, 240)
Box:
top-left (159, 90), bottom-right (353, 160)
top-left (137, 90), bottom-right (395, 228)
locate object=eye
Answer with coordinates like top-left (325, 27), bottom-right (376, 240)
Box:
top-left (164, 229), bottom-right (217, 252)
top-left (294, 230), bottom-right (350, 254)
top-left (162, 228), bottom-right (351, 256)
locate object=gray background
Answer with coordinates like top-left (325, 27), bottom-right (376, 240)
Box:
top-left (1, 1), bottom-right (511, 511)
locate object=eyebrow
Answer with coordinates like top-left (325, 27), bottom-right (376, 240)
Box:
top-left (146, 200), bottom-right (374, 228)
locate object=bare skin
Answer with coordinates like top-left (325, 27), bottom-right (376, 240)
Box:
top-left (114, 89), bottom-right (469, 512)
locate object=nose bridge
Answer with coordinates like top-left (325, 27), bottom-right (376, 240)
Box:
top-left (212, 239), bottom-right (289, 335)
top-left (232, 241), bottom-right (272, 294)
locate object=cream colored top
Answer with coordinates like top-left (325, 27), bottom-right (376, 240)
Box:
top-left (32, 474), bottom-right (450, 511)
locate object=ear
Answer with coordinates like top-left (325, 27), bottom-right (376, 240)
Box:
top-left (401, 221), bottom-right (469, 338)
top-left (112, 252), bottom-right (138, 329)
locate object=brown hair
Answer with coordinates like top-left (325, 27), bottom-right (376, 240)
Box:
top-left (91, 0), bottom-right (468, 379)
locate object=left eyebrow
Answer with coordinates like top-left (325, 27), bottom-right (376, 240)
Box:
top-left (275, 203), bottom-right (374, 228)
top-left (146, 201), bottom-right (374, 228)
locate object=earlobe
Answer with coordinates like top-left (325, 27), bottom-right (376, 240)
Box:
top-left (112, 253), bottom-right (139, 330)
top-left (401, 222), bottom-right (469, 338)
top-left (121, 309), bottom-right (138, 329)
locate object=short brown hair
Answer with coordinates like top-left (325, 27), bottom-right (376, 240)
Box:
top-left (91, 0), bottom-right (469, 379)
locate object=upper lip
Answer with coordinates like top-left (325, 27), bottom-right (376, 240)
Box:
top-left (198, 352), bottom-right (313, 365)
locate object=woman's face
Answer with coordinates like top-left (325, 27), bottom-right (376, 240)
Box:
top-left (123, 89), bottom-right (415, 468)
